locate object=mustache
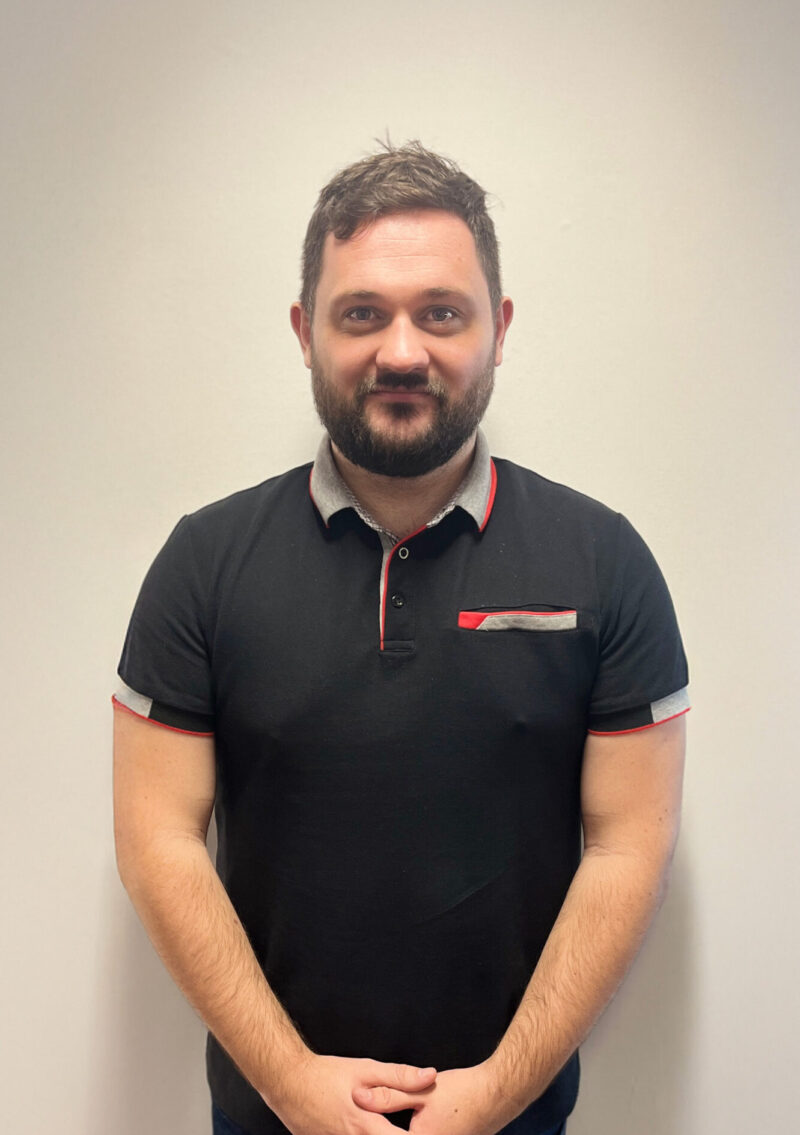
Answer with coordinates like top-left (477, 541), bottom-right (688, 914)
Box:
top-left (359, 373), bottom-right (446, 396)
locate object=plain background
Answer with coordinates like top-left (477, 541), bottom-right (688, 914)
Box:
top-left (2, 1), bottom-right (798, 1132)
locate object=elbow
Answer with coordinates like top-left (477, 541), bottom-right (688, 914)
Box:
top-left (114, 816), bottom-right (209, 909)
top-left (114, 819), bottom-right (146, 899)
top-left (637, 841), bottom-right (678, 917)
top-left (112, 809), bottom-right (164, 901)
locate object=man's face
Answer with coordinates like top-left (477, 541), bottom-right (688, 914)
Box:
top-left (291, 209), bottom-right (513, 477)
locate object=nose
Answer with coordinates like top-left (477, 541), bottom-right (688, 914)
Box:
top-left (374, 316), bottom-right (430, 374)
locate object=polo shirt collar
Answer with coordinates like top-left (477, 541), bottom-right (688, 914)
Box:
top-left (309, 430), bottom-right (496, 537)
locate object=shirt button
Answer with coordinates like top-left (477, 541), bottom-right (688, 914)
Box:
top-left (391, 593), bottom-right (405, 608)
top-left (397, 546), bottom-right (410, 560)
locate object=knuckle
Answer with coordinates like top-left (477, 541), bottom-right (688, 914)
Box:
top-left (394, 1062), bottom-right (411, 1084)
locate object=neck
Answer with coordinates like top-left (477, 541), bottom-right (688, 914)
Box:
top-left (331, 435), bottom-right (478, 541)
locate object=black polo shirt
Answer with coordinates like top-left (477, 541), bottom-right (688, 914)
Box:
top-left (114, 433), bottom-right (689, 1135)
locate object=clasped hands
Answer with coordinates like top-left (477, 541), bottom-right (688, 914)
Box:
top-left (354, 1060), bottom-right (508, 1135)
top-left (269, 1053), bottom-right (517, 1135)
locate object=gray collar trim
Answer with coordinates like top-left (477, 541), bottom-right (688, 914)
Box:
top-left (309, 430), bottom-right (494, 537)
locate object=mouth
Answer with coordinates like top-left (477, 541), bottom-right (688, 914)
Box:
top-left (367, 378), bottom-right (437, 398)
top-left (369, 387), bottom-right (433, 399)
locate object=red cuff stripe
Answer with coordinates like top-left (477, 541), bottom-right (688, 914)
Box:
top-left (111, 695), bottom-right (214, 737)
top-left (587, 706), bottom-right (691, 737)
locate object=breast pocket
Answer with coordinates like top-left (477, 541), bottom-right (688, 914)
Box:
top-left (458, 606), bottom-right (579, 632)
top-left (450, 602), bottom-right (596, 758)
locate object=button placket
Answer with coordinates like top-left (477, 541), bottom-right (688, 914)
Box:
top-left (381, 541), bottom-right (415, 650)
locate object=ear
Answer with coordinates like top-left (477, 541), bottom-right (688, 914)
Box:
top-left (290, 302), bottom-right (313, 368)
top-left (493, 297), bottom-right (514, 366)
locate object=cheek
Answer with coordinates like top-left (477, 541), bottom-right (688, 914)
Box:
top-left (437, 338), bottom-right (493, 379)
top-left (322, 340), bottom-right (374, 381)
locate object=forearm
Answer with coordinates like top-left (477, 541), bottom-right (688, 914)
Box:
top-left (485, 846), bottom-right (673, 1116)
top-left (119, 834), bottom-right (310, 1108)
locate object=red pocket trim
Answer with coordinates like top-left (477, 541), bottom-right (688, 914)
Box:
top-left (458, 609), bottom-right (577, 630)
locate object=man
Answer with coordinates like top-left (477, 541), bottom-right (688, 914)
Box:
top-left (113, 142), bottom-right (689, 1135)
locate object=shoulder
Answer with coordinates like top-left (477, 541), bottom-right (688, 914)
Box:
top-left (488, 457), bottom-right (660, 597)
top-left (185, 462), bottom-right (313, 530)
top-left (491, 455), bottom-right (622, 535)
top-left (177, 462), bottom-right (313, 544)
top-left (152, 462), bottom-right (315, 583)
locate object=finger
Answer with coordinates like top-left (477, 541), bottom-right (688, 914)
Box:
top-left (364, 1061), bottom-right (437, 1091)
top-left (354, 1084), bottom-right (433, 1114)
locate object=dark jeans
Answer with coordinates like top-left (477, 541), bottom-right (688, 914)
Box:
top-left (212, 1102), bottom-right (566, 1135)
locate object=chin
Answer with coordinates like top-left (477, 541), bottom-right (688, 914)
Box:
top-left (366, 406), bottom-right (433, 434)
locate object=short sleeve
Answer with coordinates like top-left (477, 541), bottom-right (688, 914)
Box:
top-left (114, 516), bottom-right (215, 735)
top-left (588, 513), bottom-right (689, 735)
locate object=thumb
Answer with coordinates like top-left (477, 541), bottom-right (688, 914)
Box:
top-left (366, 1061), bottom-right (437, 1090)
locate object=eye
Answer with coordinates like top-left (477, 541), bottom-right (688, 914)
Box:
top-left (428, 307), bottom-right (457, 323)
top-left (344, 307), bottom-right (376, 323)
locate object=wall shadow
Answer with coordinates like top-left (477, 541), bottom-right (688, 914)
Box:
top-left (87, 819), bottom-right (220, 1134)
top-left (568, 846), bottom-right (695, 1134)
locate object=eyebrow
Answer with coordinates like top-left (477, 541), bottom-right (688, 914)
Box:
top-left (330, 287), bottom-right (474, 306)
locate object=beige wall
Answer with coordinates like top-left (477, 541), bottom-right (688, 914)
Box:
top-left (2, 2), bottom-right (798, 1131)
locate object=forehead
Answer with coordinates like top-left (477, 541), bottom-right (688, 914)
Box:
top-left (317, 209), bottom-right (488, 306)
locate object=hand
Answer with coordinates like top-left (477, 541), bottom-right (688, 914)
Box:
top-left (355, 1062), bottom-right (512, 1135)
top-left (267, 1053), bottom-right (437, 1135)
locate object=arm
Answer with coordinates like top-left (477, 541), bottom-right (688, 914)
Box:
top-left (357, 715), bottom-right (687, 1134)
top-left (113, 708), bottom-right (436, 1134)
top-left (482, 714), bottom-right (687, 1122)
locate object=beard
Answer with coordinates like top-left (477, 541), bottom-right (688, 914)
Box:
top-left (311, 353), bottom-right (495, 478)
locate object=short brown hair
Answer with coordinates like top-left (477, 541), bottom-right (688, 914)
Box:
top-left (300, 140), bottom-right (502, 318)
